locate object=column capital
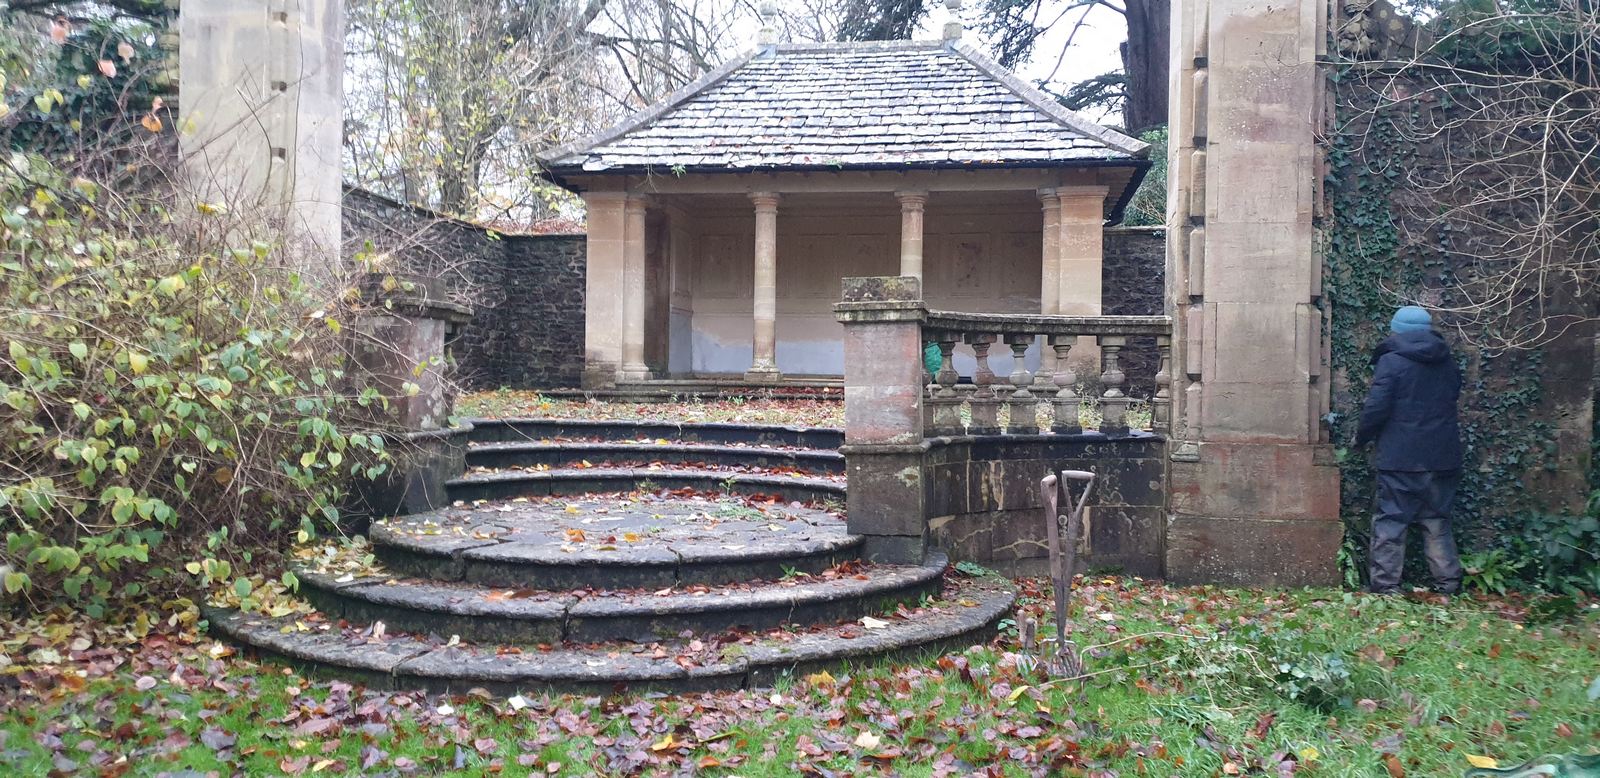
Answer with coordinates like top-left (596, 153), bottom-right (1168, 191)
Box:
top-left (894, 190), bottom-right (929, 209)
top-left (583, 190), bottom-right (630, 208)
top-left (749, 191), bottom-right (781, 210)
top-left (1037, 187), bottom-right (1060, 207)
top-left (1054, 184), bottom-right (1111, 201)
top-left (624, 193), bottom-right (652, 213)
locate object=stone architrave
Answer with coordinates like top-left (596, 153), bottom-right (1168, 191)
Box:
top-left (178, 0), bottom-right (344, 265)
top-left (1163, 0), bottom-right (1342, 586)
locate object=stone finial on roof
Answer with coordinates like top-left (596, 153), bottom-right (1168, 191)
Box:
top-left (758, 0), bottom-right (779, 46)
top-left (943, 0), bottom-right (963, 41)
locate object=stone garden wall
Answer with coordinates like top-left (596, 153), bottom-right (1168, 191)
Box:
top-left (926, 435), bottom-right (1166, 577)
top-left (343, 188), bottom-right (1166, 392)
top-left (342, 188), bottom-right (586, 390)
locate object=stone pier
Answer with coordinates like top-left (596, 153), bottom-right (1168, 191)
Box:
top-left (1163, 0), bottom-right (1343, 586)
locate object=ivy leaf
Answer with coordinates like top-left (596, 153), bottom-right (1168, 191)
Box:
top-left (127, 352), bottom-right (148, 375)
top-left (68, 342), bottom-right (88, 360)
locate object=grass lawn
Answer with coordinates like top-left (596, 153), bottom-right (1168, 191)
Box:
top-left (2, 578), bottom-right (1595, 777)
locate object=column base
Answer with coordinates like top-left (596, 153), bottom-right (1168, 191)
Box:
top-left (1165, 440), bottom-right (1342, 586)
top-left (618, 366), bottom-right (654, 383)
top-left (743, 365), bottom-right (783, 384)
top-left (581, 364), bottom-right (619, 390)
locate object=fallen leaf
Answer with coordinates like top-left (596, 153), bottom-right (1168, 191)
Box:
top-left (854, 730), bottom-right (881, 749)
top-left (1467, 755), bottom-right (1499, 769)
top-left (860, 616), bottom-right (889, 630)
top-left (650, 733), bottom-right (681, 752)
top-left (1384, 753), bottom-right (1405, 777)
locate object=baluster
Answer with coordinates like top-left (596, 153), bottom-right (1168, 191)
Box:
top-left (931, 334), bottom-right (964, 435)
top-left (1003, 333), bottom-right (1037, 434)
top-left (1049, 335), bottom-right (1081, 434)
top-left (965, 333), bottom-right (1000, 434)
top-left (1153, 335), bottom-right (1172, 433)
top-left (922, 336), bottom-right (938, 435)
top-left (1098, 335), bottom-right (1129, 435)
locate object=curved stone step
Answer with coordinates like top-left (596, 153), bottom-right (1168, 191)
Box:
top-left (466, 418), bottom-right (843, 451)
top-left (465, 440), bottom-right (844, 475)
top-left (296, 552), bottom-right (948, 644)
top-left (445, 467), bottom-right (844, 505)
top-left (372, 494), bottom-right (858, 589)
top-left (203, 575), bottom-right (1013, 694)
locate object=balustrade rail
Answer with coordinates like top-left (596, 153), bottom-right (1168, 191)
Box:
top-left (920, 311), bottom-right (1172, 437)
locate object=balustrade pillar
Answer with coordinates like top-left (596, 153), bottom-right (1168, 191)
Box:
top-left (746, 192), bottom-right (782, 383)
top-left (966, 333), bottom-right (1001, 435)
top-left (928, 333), bottom-right (964, 436)
top-left (1153, 335), bottom-right (1173, 432)
top-left (1003, 334), bottom-right (1038, 434)
top-left (1050, 335), bottom-right (1082, 434)
top-left (1098, 335), bottom-right (1129, 435)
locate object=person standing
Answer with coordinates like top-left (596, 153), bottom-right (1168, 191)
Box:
top-left (1354, 305), bottom-right (1465, 594)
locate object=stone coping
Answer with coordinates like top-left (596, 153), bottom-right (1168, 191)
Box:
top-left (203, 574), bottom-right (1014, 694)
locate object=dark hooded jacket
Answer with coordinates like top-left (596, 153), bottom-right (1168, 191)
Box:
top-left (1354, 330), bottom-right (1463, 471)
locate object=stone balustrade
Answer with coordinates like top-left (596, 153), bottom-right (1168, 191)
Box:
top-left (920, 311), bottom-right (1173, 438)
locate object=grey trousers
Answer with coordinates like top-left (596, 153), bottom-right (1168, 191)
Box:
top-left (1369, 469), bottom-right (1464, 594)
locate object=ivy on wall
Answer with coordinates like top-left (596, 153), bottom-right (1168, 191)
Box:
top-left (1323, 68), bottom-right (1561, 589)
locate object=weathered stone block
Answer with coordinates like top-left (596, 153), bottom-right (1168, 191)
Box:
top-left (1168, 441), bottom-right (1339, 521)
top-left (1165, 515), bottom-right (1341, 587)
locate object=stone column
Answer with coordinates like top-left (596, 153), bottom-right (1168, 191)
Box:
top-left (1038, 188), bottom-right (1062, 315)
top-left (1037, 188), bottom-right (1062, 378)
top-left (1163, 0), bottom-right (1341, 587)
top-left (620, 195), bottom-right (652, 382)
top-left (1056, 187), bottom-right (1107, 314)
top-left (178, 0), bottom-right (344, 266)
top-left (895, 191), bottom-right (928, 281)
top-left (746, 192), bottom-right (783, 383)
top-left (1057, 186), bottom-right (1108, 381)
top-left (835, 276), bottom-right (929, 564)
top-left (581, 192), bottom-right (628, 389)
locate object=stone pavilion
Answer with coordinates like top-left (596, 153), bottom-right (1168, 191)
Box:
top-left (537, 15), bottom-right (1151, 388)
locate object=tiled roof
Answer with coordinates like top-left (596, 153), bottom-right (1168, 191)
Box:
top-left (538, 40), bottom-right (1147, 177)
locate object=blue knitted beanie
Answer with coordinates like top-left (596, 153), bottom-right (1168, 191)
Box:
top-left (1390, 305), bottom-right (1432, 334)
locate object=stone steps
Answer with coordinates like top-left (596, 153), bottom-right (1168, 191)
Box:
top-left (445, 467), bottom-right (844, 505)
top-left (207, 420), bottom-right (1018, 693)
top-left (466, 418), bottom-right (843, 450)
top-left (465, 440), bottom-right (844, 475)
top-left (295, 552), bottom-right (946, 644)
top-left (203, 574), bottom-right (1012, 695)
top-left (372, 495), bottom-right (858, 589)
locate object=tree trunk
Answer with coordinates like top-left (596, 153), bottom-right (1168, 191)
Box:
top-left (1122, 0), bottom-right (1169, 135)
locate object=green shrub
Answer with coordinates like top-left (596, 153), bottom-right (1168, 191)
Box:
top-left (0, 153), bottom-right (389, 616)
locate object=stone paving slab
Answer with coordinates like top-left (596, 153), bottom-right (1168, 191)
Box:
top-left (205, 575), bottom-right (1015, 694)
top-left (371, 492), bottom-right (857, 589)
